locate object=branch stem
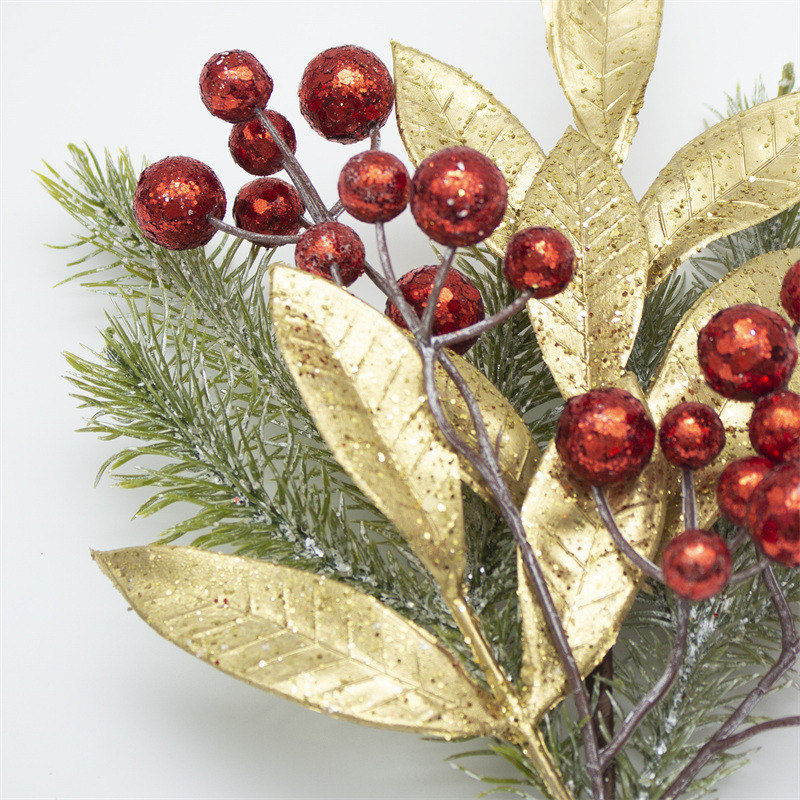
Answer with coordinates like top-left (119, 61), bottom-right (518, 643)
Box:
top-left (681, 469), bottom-right (697, 530)
top-left (207, 216), bottom-right (300, 246)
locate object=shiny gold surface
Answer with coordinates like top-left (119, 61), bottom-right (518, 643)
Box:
top-left (95, 546), bottom-right (499, 738)
top-left (522, 129), bottom-right (649, 398)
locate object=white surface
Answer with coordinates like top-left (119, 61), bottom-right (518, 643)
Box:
top-left (1, 1), bottom-right (799, 798)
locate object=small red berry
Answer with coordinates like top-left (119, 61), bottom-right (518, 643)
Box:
top-left (294, 222), bottom-right (365, 286)
top-left (233, 178), bottom-right (304, 236)
top-left (199, 50), bottom-right (272, 123)
top-left (503, 227), bottom-right (575, 297)
top-left (658, 402), bottom-right (726, 469)
top-left (555, 389), bottom-right (656, 486)
top-left (384, 266), bottom-right (485, 355)
top-left (228, 111), bottom-right (296, 176)
top-left (338, 151), bottom-right (410, 223)
top-left (716, 456), bottom-right (774, 528)
top-left (697, 304), bottom-right (797, 400)
top-left (298, 46), bottom-right (394, 144)
top-left (747, 462), bottom-right (800, 567)
top-left (749, 390), bottom-right (800, 463)
top-left (780, 260), bottom-right (800, 324)
top-left (133, 156), bottom-right (225, 250)
top-left (663, 530), bottom-right (732, 601)
top-left (410, 147), bottom-right (508, 247)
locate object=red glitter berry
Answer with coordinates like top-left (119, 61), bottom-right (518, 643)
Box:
top-left (337, 151), bottom-right (410, 223)
top-left (299, 46), bottom-right (394, 144)
top-left (716, 456), bottom-right (774, 528)
top-left (384, 266), bottom-right (485, 355)
top-left (199, 50), bottom-right (272, 123)
top-left (410, 147), bottom-right (508, 247)
top-left (780, 260), bottom-right (800, 324)
top-left (233, 178), bottom-right (304, 236)
top-left (555, 388), bottom-right (656, 486)
top-left (749, 390), bottom-right (800, 463)
top-left (658, 402), bottom-right (726, 469)
top-left (133, 156), bottom-right (225, 250)
top-left (697, 304), bottom-right (798, 400)
top-left (228, 111), bottom-right (296, 176)
top-left (663, 530), bottom-right (732, 601)
top-left (503, 227), bottom-right (575, 297)
top-left (747, 462), bottom-right (800, 567)
top-left (294, 222), bottom-right (365, 287)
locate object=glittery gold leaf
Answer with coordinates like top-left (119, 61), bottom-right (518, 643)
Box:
top-left (518, 375), bottom-right (666, 717)
top-left (541, 0), bottom-right (663, 162)
top-left (522, 128), bottom-right (649, 397)
top-left (392, 42), bottom-right (545, 257)
top-left (95, 546), bottom-right (499, 737)
top-left (642, 94), bottom-right (800, 287)
top-left (648, 249), bottom-right (800, 535)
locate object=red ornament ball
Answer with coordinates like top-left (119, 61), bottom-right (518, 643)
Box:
top-left (233, 178), bottom-right (304, 236)
top-left (337, 151), bottom-right (410, 223)
top-left (716, 456), bottom-right (774, 528)
top-left (384, 266), bottom-right (485, 355)
top-left (133, 156), bottom-right (225, 250)
top-left (298, 46), bottom-right (394, 144)
top-left (662, 530), bottom-right (732, 601)
top-left (294, 221), bottom-right (365, 286)
top-left (697, 303), bottom-right (797, 400)
top-left (410, 147), bottom-right (508, 247)
top-left (555, 388), bottom-right (656, 486)
top-left (749, 390), bottom-right (800, 463)
top-left (503, 227), bottom-right (575, 297)
top-left (228, 111), bottom-right (296, 176)
top-left (199, 50), bottom-right (272, 123)
top-left (747, 462), bottom-right (800, 567)
top-left (658, 402), bottom-right (726, 469)
top-left (780, 260), bottom-right (800, 324)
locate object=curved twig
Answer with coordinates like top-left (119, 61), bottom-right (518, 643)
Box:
top-left (207, 216), bottom-right (300, 246)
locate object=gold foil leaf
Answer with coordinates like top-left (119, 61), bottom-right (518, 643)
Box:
top-left (518, 374), bottom-right (666, 717)
top-left (522, 128), bottom-right (649, 397)
top-left (647, 249), bottom-right (800, 535)
top-left (541, 0), bottom-right (663, 162)
top-left (642, 93), bottom-right (800, 287)
top-left (392, 41), bottom-right (545, 257)
top-left (435, 354), bottom-right (539, 506)
top-left (95, 546), bottom-right (499, 738)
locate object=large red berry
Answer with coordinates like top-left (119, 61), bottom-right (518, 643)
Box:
top-left (233, 178), bottom-right (304, 236)
top-left (199, 50), bottom-right (272, 122)
top-left (228, 111), bottom-right (296, 176)
top-left (555, 389), bottom-right (656, 486)
top-left (133, 157), bottom-right (225, 250)
top-left (697, 304), bottom-right (797, 400)
top-left (658, 402), bottom-right (725, 469)
top-left (410, 147), bottom-right (508, 247)
top-left (780, 260), bottom-right (800, 324)
top-left (749, 390), bottom-right (800, 463)
top-left (299, 46), bottom-right (394, 144)
top-left (747, 462), bottom-right (800, 567)
top-left (503, 227), bottom-right (575, 297)
top-left (294, 222), bottom-right (365, 286)
top-left (338, 151), bottom-right (410, 223)
top-left (663, 530), bottom-right (732, 601)
top-left (384, 266), bottom-right (485, 355)
top-left (716, 456), bottom-right (774, 528)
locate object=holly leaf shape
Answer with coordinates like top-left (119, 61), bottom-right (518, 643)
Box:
top-left (541, 0), bottom-right (664, 163)
top-left (522, 128), bottom-right (649, 398)
top-left (270, 265), bottom-right (536, 592)
top-left (392, 42), bottom-right (545, 258)
top-left (95, 546), bottom-right (499, 738)
top-left (642, 93), bottom-right (800, 287)
top-left (517, 374), bottom-right (666, 717)
top-left (647, 249), bottom-right (800, 536)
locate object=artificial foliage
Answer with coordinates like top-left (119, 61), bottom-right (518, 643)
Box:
top-left (42, 2), bottom-right (800, 799)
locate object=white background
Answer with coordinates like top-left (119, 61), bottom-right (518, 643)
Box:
top-left (2, 1), bottom-right (799, 798)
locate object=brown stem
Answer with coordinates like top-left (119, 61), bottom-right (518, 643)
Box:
top-left (715, 715), bottom-right (800, 749)
top-left (588, 650), bottom-right (616, 799)
top-left (207, 216), bottom-right (301, 246)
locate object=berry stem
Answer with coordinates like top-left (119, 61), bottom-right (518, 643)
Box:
top-left (713, 715), bottom-right (800, 749)
top-left (433, 290), bottom-right (533, 348)
top-left (207, 216), bottom-right (301, 246)
top-left (419, 248), bottom-right (456, 341)
top-left (681, 469), bottom-right (697, 529)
